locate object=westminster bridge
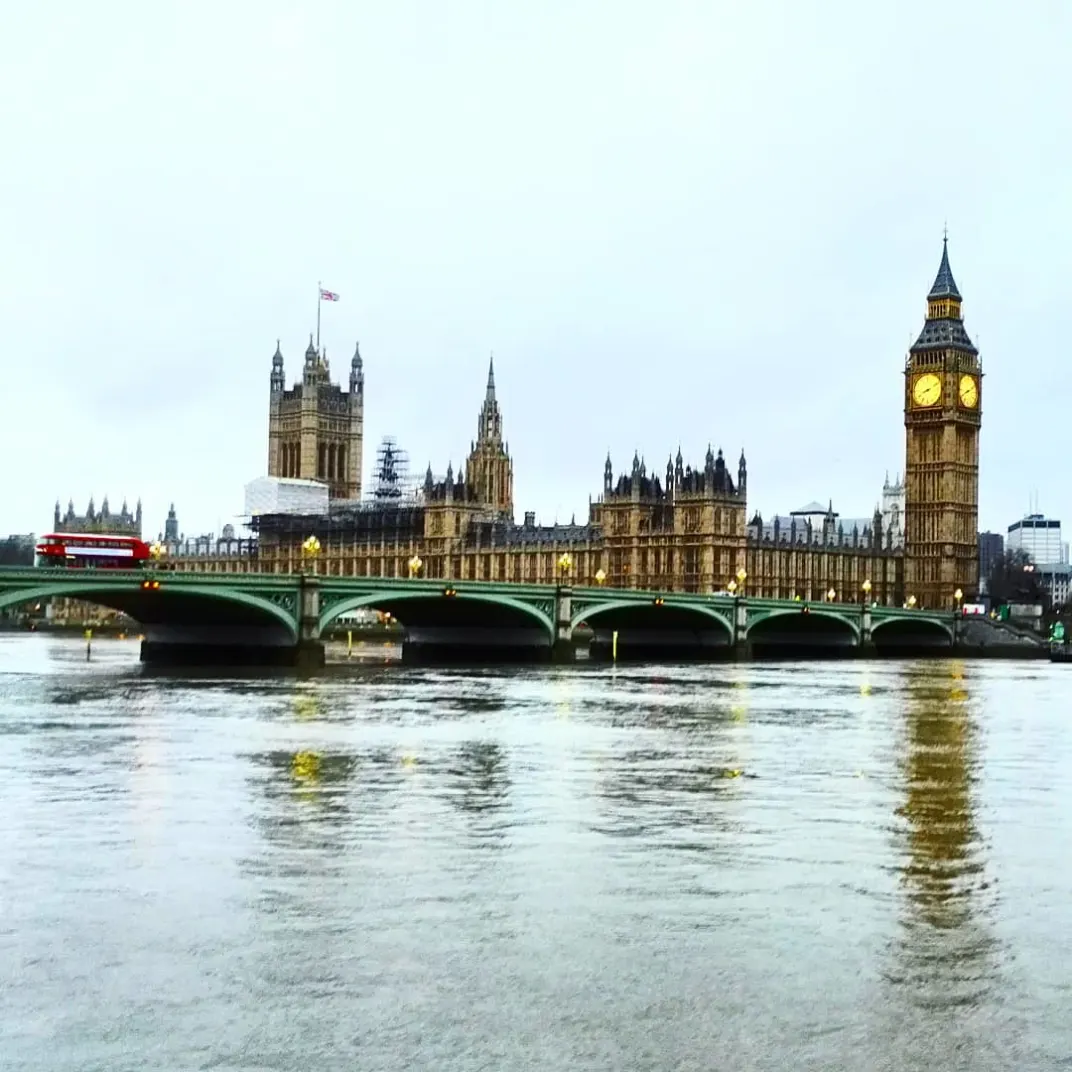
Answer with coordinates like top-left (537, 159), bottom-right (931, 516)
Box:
top-left (0, 567), bottom-right (966, 667)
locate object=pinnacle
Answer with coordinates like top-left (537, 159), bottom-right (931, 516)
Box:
top-left (928, 234), bottom-right (962, 301)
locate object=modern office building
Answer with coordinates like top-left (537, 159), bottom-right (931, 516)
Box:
top-left (1007, 514), bottom-right (1065, 565)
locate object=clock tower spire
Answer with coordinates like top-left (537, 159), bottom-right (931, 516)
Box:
top-left (904, 235), bottom-right (982, 609)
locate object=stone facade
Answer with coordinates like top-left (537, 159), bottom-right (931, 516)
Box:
top-left (882, 473), bottom-right (906, 550)
top-left (903, 238), bottom-right (982, 609)
top-left (268, 336), bottom-right (364, 501)
top-left (169, 242), bottom-right (980, 611)
top-left (174, 365), bottom-right (902, 605)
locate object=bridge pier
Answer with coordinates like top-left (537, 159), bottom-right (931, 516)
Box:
top-left (553, 584), bottom-right (574, 663)
top-left (859, 603), bottom-right (875, 657)
top-left (733, 598), bottom-right (751, 661)
top-left (293, 574), bottom-right (325, 669)
top-left (140, 627), bottom-right (302, 667)
top-left (293, 639), bottom-right (326, 670)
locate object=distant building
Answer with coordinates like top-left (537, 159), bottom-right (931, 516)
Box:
top-left (54, 496), bottom-right (142, 537)
top-left (163, 532), bottom-right (256, 560)
top-left (164, 504), bottom-right (179, 542)
top-left (978, 531), bottom-right (1005, 594)
top-left (750, 500), bottom-right (883, 550)
top-left (1038, 564), bottom-right (1072, 607)
top-left (881, 473), bottom-right (905, 550)
top-left (1007, 513), bottom-right (1065, 565)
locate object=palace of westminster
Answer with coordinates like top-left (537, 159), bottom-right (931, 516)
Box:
top-left (69, 239), bottom-right (981, 610)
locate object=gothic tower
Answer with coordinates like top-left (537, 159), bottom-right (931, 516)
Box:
top-left (904, 237), bottom-right (982, 608)
top-left (267, 335), bottom-right (364, 500)
top-left (465, 356), bottom-right (514, 519)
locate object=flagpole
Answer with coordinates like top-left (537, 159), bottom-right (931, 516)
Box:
top-left (316, 280), bottom-right (321, 353)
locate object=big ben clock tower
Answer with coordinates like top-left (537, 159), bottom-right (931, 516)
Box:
top-left (904, 236), bottom-right (982, 609)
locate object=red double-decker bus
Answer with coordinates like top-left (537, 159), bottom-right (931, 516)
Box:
top-left (35, 533), bottom-right (152, 569)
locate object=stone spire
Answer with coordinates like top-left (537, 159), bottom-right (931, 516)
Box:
top-left (911, 234), bottom-right (976, 355)
top-left (476, 354), bottom-right (503, 444)
top-left (271, 339), bottom-right (284, 392)
top-left (350, 341), bottom-right (363, 393)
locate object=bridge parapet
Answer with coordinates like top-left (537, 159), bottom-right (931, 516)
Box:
top-left (0, 567), bottom-right (963, 664)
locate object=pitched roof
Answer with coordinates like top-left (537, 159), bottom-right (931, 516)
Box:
top-left (928, 237), bottom-right (961, 300)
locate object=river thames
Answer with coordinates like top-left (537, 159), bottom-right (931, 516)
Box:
top-left (1, 634), bottom-right (1069, 1070)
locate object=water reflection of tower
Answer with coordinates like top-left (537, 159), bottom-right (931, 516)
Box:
top-left (891, 663), bottom-right (996, 1010)
top-left (446, 742), bottom-right (511, 820)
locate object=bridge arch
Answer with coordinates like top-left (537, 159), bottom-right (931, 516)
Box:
top-left (570, 599), bottom-right (734, 639)
top-left (0, 580), bottom-right (299, 639)
top-left (319, 590), bottom-right (556, 643)
top-left (745, 607), bottom-right (861, 641)
top-left (871, 615), bottom-right (955, 646)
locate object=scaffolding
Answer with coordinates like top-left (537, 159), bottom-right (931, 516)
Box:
top-left (373, 436), bottom-right (413, 504)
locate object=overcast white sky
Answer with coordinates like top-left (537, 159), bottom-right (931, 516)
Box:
top-left (2, 1), bottom-right (1069, 540)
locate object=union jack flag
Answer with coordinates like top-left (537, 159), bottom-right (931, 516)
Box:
top-left (319, 288), bottom-right (339, 301)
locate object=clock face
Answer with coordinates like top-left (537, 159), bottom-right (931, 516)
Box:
top-left (959, 374), bottom-right (979, 408)
top-left (912, 372), bottom-right (942, 408)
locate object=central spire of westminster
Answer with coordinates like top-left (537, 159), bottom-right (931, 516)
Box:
top-left (466, 355), bottom-right (513, 519)
top-left (478, 354), bottom-right (502, 443)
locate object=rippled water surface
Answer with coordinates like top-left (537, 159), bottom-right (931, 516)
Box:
top-left (2, 634), bottom-right (1071, 1070)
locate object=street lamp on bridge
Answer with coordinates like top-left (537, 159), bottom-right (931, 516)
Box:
top-left (736, 567), bottom-right (747, 595)
top-left (954, 587), bottom-right (963, 612)
top-left (826, 587), bottom-right (836, 603)
top-left (300, 535), bottom-right (321, 574)
top-left (408, 555), bottom-right (423, 579)
top-left (861, 578), bottom-right (872, 606)
top-left (557, 553), bottom-right (573, 583)
top-left (594, 568), bottom-right (607, 586)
